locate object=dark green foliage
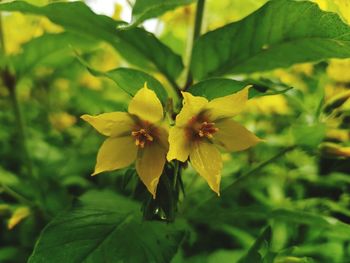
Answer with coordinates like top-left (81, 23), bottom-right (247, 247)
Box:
top-left (29, 191), bottom-right (186, 263)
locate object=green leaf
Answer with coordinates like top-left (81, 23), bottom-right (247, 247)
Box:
top-left (188, 78), bottom-right (292, 100)
top-left (78, 57), bottom-right (168, 104)
top-left (188, 198), bottom-right (350, 238)
top-left (247, 78), bottom-right (293, 98)
top-left (28, 191), bottom-right (186, 263)
top-left (0, 1), bottom-right (184, 82)
top-left (270, 209), bottom-right (350, 238)
top-left (0, 167), bottom-right (19, 186)
top-left (291, 123), bottom-right (326, 148)
top-left (188, 78), bottom-right (248, 100)
top-left (132, 0), bottom-right (195, 26)
top-left (191, 0), bottom-right (350, 80)
top-left (238, 227), bottom-right (273, 263)
top-left (107, 68), bottom-right (168, 104)
top-left (0, 247), bottom-right (23, 262)
top-left (11, 33), bottom-right (94, 77)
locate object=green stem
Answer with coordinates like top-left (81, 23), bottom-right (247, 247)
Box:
top-left (182, 146), bottom-right (297, 213)
top-left (192, 0), bottom-right (205, 47)
top-left (1, 184), bottom-right (36, 207)
top-left (0, 10), bottom-right (47, 219)
top-left (221, 145), bottom-right (297, 196)
top-left (184, 0), bottom-right (205, 90)
top-left (165, 72), bottom-right (182, 99)
top-left (0, 11), bottom-right (34, 180)
top-left (7, 82), bottom-right (34, 179)
top-left (125, 0), bottom-right (133, 8)
top-left (173, 161), bottom-right (180, 190)
top-left (0, 9), bottom-right (5, 55)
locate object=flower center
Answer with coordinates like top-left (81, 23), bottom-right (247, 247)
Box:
top-left (197, 121), bottom-right (218, 139)
top-left (131, 128), bottom-right (154, 148)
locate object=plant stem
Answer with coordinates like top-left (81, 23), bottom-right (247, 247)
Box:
top-left (7, 82), bottom-right (34, 179)
top-left (221, 145), bottom-right (297, 196)
top-left (173, 161), bottom-right (180, 190)
top-left (184, 0), bottom-right (205, 90)
top-left (183, 145), bottom-right (297, 213)
top-left (0, 9), bottom-right (5, 55)
top-left (0, 11), bottom-right (34, 180)
top-left (165, 72), bottom-right (182, 99)
top-left (1, 183), bottom-right (36, 207)
top-left (125, 0), bottom-right (133, 8)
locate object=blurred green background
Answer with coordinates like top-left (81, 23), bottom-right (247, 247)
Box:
top-left (1, 0), bottom-right (350, 262)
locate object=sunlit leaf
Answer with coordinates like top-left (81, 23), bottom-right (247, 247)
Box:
top-left (11, 33), bottom-right (94, 77)
top-left (191, 0), bottom-right (350, 79)
top-left (132, 0), bottom-right (195, 26)
top-left (271, 209), bottom-right (350, 238)
top-left (0, 1), bottom-right (184, 82)
top-left (0, 167), bottom-right (19, 186)
top-left (78, 57), bottom-right (168, 104)
top-left (188, 78), bottom-right (292, 100)
top-left (291, 123), bottom-right (326, 148)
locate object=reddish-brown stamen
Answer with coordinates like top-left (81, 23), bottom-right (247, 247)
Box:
top-left (197, 121), bottom-right (219, 139)
top-left (131, 128), bottom-right (153, 148)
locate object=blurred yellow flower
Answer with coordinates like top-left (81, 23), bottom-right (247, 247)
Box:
top-left (167, 88), bottom-right (261, 195)
top-left (292, 63), bottom-right (314, 77)
top-left (3, 13), bottom-right (61, 55)
top-left (274, 69), bottom-right (307, 91)
top-left (327, 129), bottom-right (349, 142)
top-left (112, 3), bottom-right (123, 20)
top-left (89, 44), bottom-right (121, 71)
top-left (334, 0), bottom-right (350, 23)
top-left (53, 78), bottom-right (70, 91)
top-left (246, 95), bottom-right (289, 115)
top-left (321, 142), bottom-right (350, 158)
top-left (162, 5), bottom-right (193, 25)
top-left (49, 112), bottom-right (77, 131)
top-left (7, 206), bottom-right (30, 230)
top-left (206, 0), bottom-right (267, 30)
top-left (324, 89), bottom-right (350, 111)
top-left (313, 0), bottom-right (350, 23)
top-left (79, 72), bottom-right (102, 91)
top-left (313, 0), bottom-right (330, 10)
top-left (327, 59), bottom-right (350, 83)
top-left (81, 84), bottom-right (168, 198)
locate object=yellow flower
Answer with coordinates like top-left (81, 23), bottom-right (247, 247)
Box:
top-left (327, 59), bottom-right (350, 83)
top-left (321, 142), bottom-right (350, 158)
top-left (81, 84), bottom-right (168, 198)
top-left (8, 207), bottom-right (30, 230)
top-left (79, 72), bottom-right (102, 91)
top-left (334, 0), bottom-right (350, 23)
top-left (167, 88), bottom-right (262, 195)
top-left (246, 95), bottom-right (289, 115)
top-left (49, 112), bottom-right (77, 131)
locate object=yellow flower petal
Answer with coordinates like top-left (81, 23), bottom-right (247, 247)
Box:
top-left (136, 142), bottom-right (166, 198)
top-left (167, 127), bottom-right (191, 162)
top-left (207, 87), bottom-right (249, 120)
top-left (176, 92), bottom-right (208, 126)
top-left (81, 112), bottom-right (133, 137)
top-left (190, 142), bottom-right (222, 195)
top-left (214, 119), bottom-right (261, 152)
top-left (7, 207), bottom-right (30, 230)
top-left (93, 136), bottom-right (137, 175)
top-left (128, 83), bottom-right (163, 123)
top-left (157, 125), bottom-right (170, 151)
